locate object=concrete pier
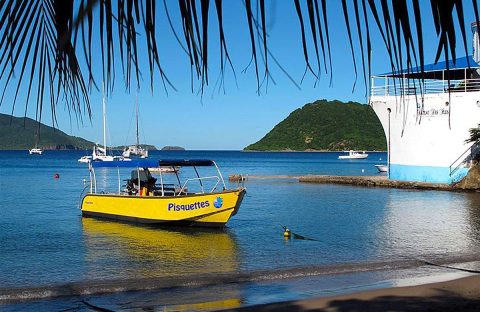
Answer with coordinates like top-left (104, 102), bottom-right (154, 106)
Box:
top-left (229, 174), bottom-right (479, 192)
top-left (299, 175), bottom-right (455, 191)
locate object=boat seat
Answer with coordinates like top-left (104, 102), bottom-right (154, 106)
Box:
top-left (124, 169), bottom-right (157, 195)
top-left (151, 185), bottom-right (188, 197)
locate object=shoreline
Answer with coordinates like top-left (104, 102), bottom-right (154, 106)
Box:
top-left (2, 266), bottom-right (478, 311)
top-left (226, 274), bottom-right (480, 311)
top-left (2, 256), bottom-right (480, 306)
top-left (242, 149), bottom-right (387, 153)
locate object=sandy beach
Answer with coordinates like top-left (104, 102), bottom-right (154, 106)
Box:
top-left (225, 274), bottom-right (480, 311)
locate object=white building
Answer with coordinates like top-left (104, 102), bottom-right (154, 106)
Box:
top-left (369, 24), bottom-right (480, 184)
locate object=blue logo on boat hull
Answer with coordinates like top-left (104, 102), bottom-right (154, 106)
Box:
top-left (213, 197), bottom-right (223, 208)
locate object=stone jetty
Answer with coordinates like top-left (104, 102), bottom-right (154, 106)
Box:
top-left (228, 171), bottom-right (480, 192)
top-left (299, 175), bottom-right (454, 191)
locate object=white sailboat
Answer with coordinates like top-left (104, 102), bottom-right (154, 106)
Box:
top-left (93, 83), bottom-right (114, 161)
top-left (29, 129), bottom-right (43, 155)
top-left (122, 93), bottom-right (148, 159)
top-left (29, 147), bottom-right (42, 155)
top-left (80, 83), bottom-right (129, 162)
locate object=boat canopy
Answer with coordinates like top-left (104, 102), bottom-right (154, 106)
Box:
top-left (90, 159), bottom-right (215, 168)
top-left (375, 56), bottom-right (480, 79)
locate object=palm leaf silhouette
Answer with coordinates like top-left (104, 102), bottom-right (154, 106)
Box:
top-left (0, 0), bottom-right (478, 126)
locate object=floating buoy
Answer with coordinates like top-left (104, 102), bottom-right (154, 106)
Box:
top-left (282, 225), bottom-right (318, 241)
top-left (361, 169), bottom-right (365, 173)
top-left (283, 227), bottom-right (291, 238)
top-left (54, 173), bottom-right (60, 179)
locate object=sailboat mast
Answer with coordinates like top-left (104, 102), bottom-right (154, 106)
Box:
top-left (136, 92), bottom-right (139, 149)
top-left (102, 82), bottom-right (107, 151)
top-left (34, 127), bottom-right (38, 148)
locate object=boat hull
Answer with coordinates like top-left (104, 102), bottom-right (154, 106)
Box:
top-left (338, 155), bottom-right (368, 159)
top-left (81, 189), bottom-right (246, 227)
top-left (374, 165), bottom-right (388, 173)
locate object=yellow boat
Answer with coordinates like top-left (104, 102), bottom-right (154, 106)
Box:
top-left (81, 159), bottom-right (246, 227)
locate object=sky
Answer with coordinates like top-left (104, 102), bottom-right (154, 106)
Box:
top-left (1, 1), bottom-right (479, 150)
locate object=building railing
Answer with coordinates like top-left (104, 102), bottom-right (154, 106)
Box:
top-left (371, 77), bottom-right (480, 97)
top-left (449, 144), bottom-right (477, 177)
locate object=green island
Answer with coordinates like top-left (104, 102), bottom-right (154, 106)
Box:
top-left (245, 99), bottom-right (387, 151)
top-left (161, 146), bottom-right (186, 151)
top-left (0, 113), bottom-right (94, 150)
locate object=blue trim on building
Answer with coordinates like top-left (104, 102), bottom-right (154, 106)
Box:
top-left (389, 164), bottom-right (469, 184)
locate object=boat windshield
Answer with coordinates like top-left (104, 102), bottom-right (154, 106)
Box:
top-left (86, 159), bottom-right (227, 196)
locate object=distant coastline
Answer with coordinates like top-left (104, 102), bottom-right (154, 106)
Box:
top-left (0, 113), bottom-right (166, 151)
top-left (0, 113), bottom-right (94, 150)
top-left (242, 149), bottom-right (387, 153)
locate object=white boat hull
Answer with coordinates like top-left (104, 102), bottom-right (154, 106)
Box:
top-left (78, 156), bottom-right (92, 163)
top-left (338, 154), bottom-right (368, 159)
top-left (374, 165), bottom-right (388, 173)
top-left (338, 151), bottom-right (368, 159)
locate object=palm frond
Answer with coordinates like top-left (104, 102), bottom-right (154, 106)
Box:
top-left (467, 124), bottom-right (480, 144)
top-left (1, 0), bottom-right (480, 125)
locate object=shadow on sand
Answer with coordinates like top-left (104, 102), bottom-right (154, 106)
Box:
top-left (225, 290), bottom-right (480, 311)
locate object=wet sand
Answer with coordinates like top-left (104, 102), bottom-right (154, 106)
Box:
top-left (225, 274), bottom-right (480, 311)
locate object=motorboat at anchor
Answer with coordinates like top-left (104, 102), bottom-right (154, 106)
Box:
top-left (80, 159), bottom-right (246, 227)
top-left (374, 164), bottom-right (388, 173)
top-left (338, 150), bottom-right (369, 159)
top-left (78, 155), bottom-right (92, 163)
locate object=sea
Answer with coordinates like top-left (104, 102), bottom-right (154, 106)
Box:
top-left (1, 150), bottom-right (480, 311)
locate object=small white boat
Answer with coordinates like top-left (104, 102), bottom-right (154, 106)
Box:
top-left (78, 155), bottom-right (92, 163)
top-left (29, 148), bottom-right (43, 155)
top-left (374, 164), bottom-right (388, 173)
top-left (338, 150), bottom-right (368, 159)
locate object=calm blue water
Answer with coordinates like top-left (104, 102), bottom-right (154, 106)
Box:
top-left (1, 150), bottom-right (480, 309)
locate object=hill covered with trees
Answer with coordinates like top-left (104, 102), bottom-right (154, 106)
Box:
top-left (0, 114), bottom-right (94, 150)
top-left (245, 100), bottom-right (386, 151)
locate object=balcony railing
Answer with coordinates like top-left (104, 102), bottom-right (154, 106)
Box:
top-left (371, 77), bottom-right (480, 97)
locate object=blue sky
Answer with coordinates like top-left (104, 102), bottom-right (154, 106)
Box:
top-left (1, 1), bottom-right (478, 150)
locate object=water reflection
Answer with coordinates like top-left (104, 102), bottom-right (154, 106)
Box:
top-left (81, 218), bottom-right (240, 280)
top-left (466, 193), bottom-right (480, 245)
top-left (379, 190), bottom-right (480, 259)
